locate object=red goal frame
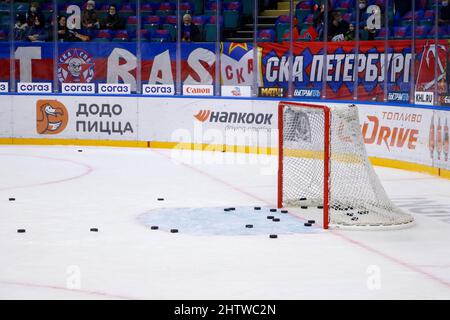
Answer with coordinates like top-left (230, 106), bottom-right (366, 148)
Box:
top-left (277, 101), bottom-right (331, 229)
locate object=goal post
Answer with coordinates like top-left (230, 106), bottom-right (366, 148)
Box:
top-left (277, 101), bottom-right (414, 230)
top-left (278, 102), bottom-right (331, 229)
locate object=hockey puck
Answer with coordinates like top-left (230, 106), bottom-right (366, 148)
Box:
top-left (269, 234), bottom-right (278, 239)
top-left (281, 210), bottom-right (288, 213)
top-left (254, 207), bottom-right (261, 210)
top-left (245, 224), bottom-right (253, 228)
top-left (150, 226), bottom-right (159, 230)
top-left (301, 206), bottom-right (308, 209)
top-left (77, 150), bottom-right (83, 152)
top-left (229, 208), bottom-right (235, 211)
top-left (308, 220), bottom-right (315, 224)
top-left (317, 205), bottom-right (323, 209)
top-left (273, 218), bottom-right (280, 222)
top-left (157, 198), bottom-right (164, 201)
top-left (300, 197), bottom-right (307, 201)
top-left (270, 209), bottom-right (277, 212)
top-left (17, 229), bottom-right (26, 233)
top-left (304, 223), bottom-right (312, 227)
top-left (224, 208), bottom-right (230, 212)
top-left (9, 198), bottom-right (15, 201)
top-left (170, 229), bottom-right (179, 233)
top-left (267, 215), bottom-right (274, 219)
top-left (90, 228), bottom-right (98, 232)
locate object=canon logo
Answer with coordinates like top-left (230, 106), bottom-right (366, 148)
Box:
top-left (186, 87), bottom-right (211, 94)
top-left (183, 85), bottom-right (214, 96)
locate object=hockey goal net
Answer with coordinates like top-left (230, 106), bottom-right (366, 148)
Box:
top-left (277, 101), bottom-right (414, 229)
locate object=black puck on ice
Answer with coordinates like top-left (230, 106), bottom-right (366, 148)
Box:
top-left (269, 234), bottom-right (278, 239)
top-left (150, 226), bottom-right (159, 230)
top-left (267, 216), bottom-right (274, 220)
top-left (300, 197), bottom-right (307, 201)
top-left (9, 198), bottom-right (15, 201)
top-left (17, 229), bottom-right (26, 233)
top-left (229, 208), bottom-right (235, 211)
top-left (304, 223), bottom-right (312, 227)
top-left (224, 208), bottom-right (230, 212)
top-left (270, 209), bottom-right (277, 212)
top-left (245, 224), bottom-right (253, 228)
top-left (273, 218), bottom-right (280, 222)
top-left (281, 210), bottom-right (288, 213)
top-left (308, 220), bottom-right (315, 224)
top-left (157, 198), bottom-right (164, 201)
top-left (254, 207), bottom-right (261, 210)
top-left (317, 205), bottom-right (324, 209)
top-left (170, 229), bottom-right (179, 233)
top-left (78, 150), bottom-right (83, 152)
top-left (301, 206), bottom-right (308, 209)
top-left (90, 228), bottom-right (98, 232)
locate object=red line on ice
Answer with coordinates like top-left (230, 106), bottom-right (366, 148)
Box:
top-left (0, 280), bottom-right (139, 300)
top-left (0, 153), bottom-right (94, 191)
top-left (154, 149), bottom-right (450, 290)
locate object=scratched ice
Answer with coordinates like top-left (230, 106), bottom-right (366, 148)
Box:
top-left (0, 146), bottom-right (449, 299)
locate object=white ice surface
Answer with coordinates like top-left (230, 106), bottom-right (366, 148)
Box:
top-left (0, 145), bottom-right (449, 299)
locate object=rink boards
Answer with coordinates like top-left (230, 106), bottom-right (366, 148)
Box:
top-left (0, 94), bottom-right (448, 179)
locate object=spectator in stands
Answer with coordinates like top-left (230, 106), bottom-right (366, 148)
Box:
top-left (82, 0), bottom-right (100, 30)
top-left (439, 0), bottom-right (450, 26)
top-left (181, 13), bottom-right (201, 42)
top-left (313, 0), bottom-right (332, 40)
top-left (328, 10), bottom-right (350, 41)
top-left (14, 13), bottom-right (29, 41)
top-left (57, 15), bottom-right (68, 41)
top-left (357, 0), bottom-right (376, 40)
top-left (344, 23), bottom-right (355, 41)
top-left (26, 2), bottom-right (44, 28)
top-left (358, 0), bottom-right (368, 10)
top-left (58, 16), bottom-right (90, 42)
top-left (26, 15), bottom-right (48, 42)
top-left (66, 29), bottom-right (90, 42)
top-left (101, 5), bottom-right (124, 30)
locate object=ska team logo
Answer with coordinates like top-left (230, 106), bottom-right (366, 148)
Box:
top-left (231, 87), bottom-right (241, 96)
top-left (57, 48), bottom-right (95, 83)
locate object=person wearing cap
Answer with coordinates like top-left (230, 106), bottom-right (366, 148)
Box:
top-left (82, 0), bottom-right (100, 30)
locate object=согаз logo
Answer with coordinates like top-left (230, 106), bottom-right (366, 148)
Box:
top-left (36, 100), bottom-right (68, 134)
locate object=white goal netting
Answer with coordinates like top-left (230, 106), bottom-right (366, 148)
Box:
top-left (280, 102), bottom-right (414, 229)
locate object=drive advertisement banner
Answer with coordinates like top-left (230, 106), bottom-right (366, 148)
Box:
top-left (0, 95), bottom-right (448, 171)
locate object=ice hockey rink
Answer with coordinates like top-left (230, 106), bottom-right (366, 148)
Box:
top-left (0, 145), bottom-right (449, 300)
